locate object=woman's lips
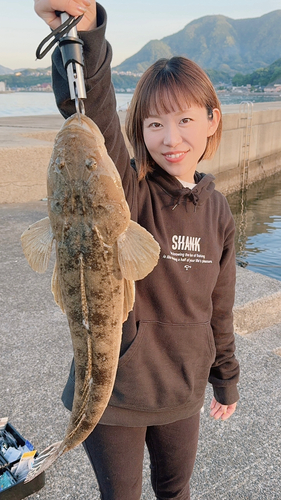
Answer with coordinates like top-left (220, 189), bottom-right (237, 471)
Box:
top-left (162, 151), bottom-right (188, 163)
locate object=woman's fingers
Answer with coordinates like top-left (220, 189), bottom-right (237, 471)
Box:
top-left (210, 397), bottom-right (237, 421)
top-left (34, 0), bottom-right (96, 30)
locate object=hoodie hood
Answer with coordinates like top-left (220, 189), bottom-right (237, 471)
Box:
top-left (148, 164), bottom-right (216, 210)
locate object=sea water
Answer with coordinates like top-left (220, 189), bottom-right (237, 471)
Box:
top-left (227, 171), bottom-right (281, 281)
top-left (0, 92), bottom-right (134, 117)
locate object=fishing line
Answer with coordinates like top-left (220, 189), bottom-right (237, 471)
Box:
top-left (35, 14), bottom-right (84, 60)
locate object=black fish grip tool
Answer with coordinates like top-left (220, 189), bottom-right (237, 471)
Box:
top-left (36, 12), bottom-right (86, 115)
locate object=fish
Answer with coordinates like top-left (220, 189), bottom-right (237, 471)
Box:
top-left (21, 113), bottom-right (160, 482)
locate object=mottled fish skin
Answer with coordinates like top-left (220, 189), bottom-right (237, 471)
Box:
top-left (21, 114), bottom-right (160, 481)
top-left (49, 115), bottom-right (129, 451)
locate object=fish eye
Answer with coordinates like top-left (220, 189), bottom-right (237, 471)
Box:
top-left (86, 158), bottom-right (97, 170)
top-left (51, 200), bottom-right (62, 213)
top-left (55, 157), bottom-right (65, 170)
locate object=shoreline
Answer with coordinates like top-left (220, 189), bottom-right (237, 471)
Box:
top-left (1, 99), bottom-right (281, 127)
top-left (0, 98), bottom-right (281, 120)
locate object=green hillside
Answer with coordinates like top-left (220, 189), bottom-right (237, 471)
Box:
top-left (111, 73), bottom-right (141, 91)
top-left (0, 73), bottom-right (51, 89)
top-left (1, 57), bottom-right (280, 92)
top-left (232, 58), bottom-right (281, 87)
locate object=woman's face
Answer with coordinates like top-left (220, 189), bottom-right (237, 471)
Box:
top-left (143, 103), bottom-right (220, 183)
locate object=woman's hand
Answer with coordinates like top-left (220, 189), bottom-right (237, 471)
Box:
top-left (34, 0), bottom-right (97, 31)
top-left (210, 397), bottom-right (237, 421)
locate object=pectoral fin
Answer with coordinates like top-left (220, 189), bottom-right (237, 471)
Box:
top-left (123, 279), bottom-right (135, 322)
top-left (51, 259), bottom-right (65, 313)
top-left (21, 217), bottom-right (54, 273)
top-left (117, 220), bottom-right (160, 281)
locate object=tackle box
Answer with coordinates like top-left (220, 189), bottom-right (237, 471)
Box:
top-left (0, 421), bottom-right (45, 500)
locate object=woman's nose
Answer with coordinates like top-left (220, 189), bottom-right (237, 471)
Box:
top-left (163, 125), bottom-right (182, 147)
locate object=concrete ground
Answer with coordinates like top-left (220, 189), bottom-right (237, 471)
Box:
top-left (1, 200), bottom-right (281, 500)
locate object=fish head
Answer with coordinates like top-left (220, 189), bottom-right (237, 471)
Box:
top-left (47, 114), bottom-right (130, 245)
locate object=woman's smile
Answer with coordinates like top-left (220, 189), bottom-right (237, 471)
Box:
top-left (162, 151), bottom-right (189, 163)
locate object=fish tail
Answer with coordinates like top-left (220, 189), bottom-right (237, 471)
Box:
top-left (24, 440), bottom-right (63, 483)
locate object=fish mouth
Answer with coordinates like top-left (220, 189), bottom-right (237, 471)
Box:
top-left (60, 114), bottom-right (105, 144)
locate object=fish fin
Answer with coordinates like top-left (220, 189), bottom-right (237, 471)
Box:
top-left (24, 440), bottom-right (63, 483)
top-left (123, 279), bottom-right (135, 322)
top-left (117, 220), bottom-right (160, 280)
top-left (21, 217), bottom-right (54, 273)
top-left (51, 260), bottom-right (65, 313)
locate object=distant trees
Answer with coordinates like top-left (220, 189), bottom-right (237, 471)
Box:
top-left (232, 58), bottom-right (281, 87)
top-left (1, 56), bottom-right (281, 91)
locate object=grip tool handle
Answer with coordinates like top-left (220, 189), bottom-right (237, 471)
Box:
top-left (57, 12), bottom-right (86, 115)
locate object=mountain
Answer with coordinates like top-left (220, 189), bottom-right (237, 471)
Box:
top-left (0, 65), bottom-right (14, 75)
top-left (113, 10), bottom-right (281, 76)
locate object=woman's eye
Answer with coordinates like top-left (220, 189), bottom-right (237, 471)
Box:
top-left (148, 122), bottom-right (162, 128)
top-left (180, 117), bottom-right (191, 124)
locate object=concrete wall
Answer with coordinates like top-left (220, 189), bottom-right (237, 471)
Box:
top-left (200, 107), bottom-right (281, 194)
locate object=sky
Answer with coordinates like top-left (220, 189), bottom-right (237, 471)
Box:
top-left (2, 0), bottom-right (281, 71)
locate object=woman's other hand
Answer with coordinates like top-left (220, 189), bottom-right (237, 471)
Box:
top-left (34, 0), bottom-right (97, 30)
top-left (210, 397), bottom-right (237, 421)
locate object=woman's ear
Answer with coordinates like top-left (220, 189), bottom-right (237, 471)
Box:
top-left (207, 108), bottom-right (221, 137)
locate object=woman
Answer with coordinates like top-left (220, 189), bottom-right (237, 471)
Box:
top-left (35, 2), bottom-right (239, 499)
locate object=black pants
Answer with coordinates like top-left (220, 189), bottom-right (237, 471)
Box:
top-left (82, 412), bottom-right (200, 500)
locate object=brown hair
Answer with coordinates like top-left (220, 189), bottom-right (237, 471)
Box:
top-left (125, 56), bottom-right (222, 180)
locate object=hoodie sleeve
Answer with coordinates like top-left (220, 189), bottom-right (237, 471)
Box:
top-left (208, 205), bottom-right (240, 405)
top-left (51, 3), bottom-right (136, 205)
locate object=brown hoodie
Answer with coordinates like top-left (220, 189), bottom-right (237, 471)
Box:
top-left (54, 3), bottom-right (239, 426)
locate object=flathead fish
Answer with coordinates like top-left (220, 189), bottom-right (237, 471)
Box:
top-left (21, 113), bottom-right (160, 481)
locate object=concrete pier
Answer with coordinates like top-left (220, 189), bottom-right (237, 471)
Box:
top-left (0, 115), bottom-right (63, 204)
top-left (1, 201), bottom-right (281, 499)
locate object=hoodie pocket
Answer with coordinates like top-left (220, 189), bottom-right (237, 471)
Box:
top-left (109, 320), bottom-right (216, 411)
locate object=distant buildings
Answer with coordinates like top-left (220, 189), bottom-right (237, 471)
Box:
top-left (0, 81), bottom-right (5, 92)
top-left (264, 84), bottom-right (281, 93)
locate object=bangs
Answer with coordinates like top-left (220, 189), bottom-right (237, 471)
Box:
top-left (138, 61), bottom-right (211, 120)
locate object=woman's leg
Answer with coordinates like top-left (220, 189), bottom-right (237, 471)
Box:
top-left (83, 423), bottom-right (147, 500)
top-left (146, 413), bottom-right (200, 500)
